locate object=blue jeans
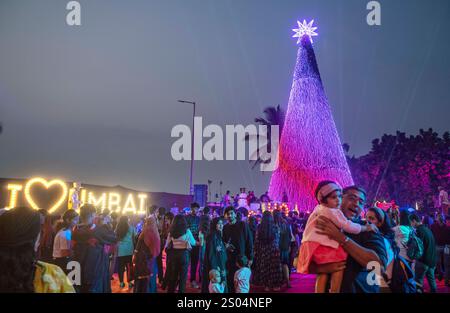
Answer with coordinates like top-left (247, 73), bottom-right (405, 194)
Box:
top-left (167, 249), bottom-right (190, 293)
top-left (190, 246), bottom-right (200, 283)
top-left (415, 261), bottom-right (437, 293)
top-left (148, 258), bottom-right (158, 293)
top-left (134, 278), bottom-right (149, 293)
top-left (436, 245), bottom-right (450, 284)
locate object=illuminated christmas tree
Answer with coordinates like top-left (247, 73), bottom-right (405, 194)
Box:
top-left (268, 20), bottom-right (354, 210)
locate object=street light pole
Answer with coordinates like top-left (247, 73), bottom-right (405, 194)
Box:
top-left (178, 100), bottom-right (196, 196)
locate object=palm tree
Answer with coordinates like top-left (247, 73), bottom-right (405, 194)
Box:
top-left (245, 105), bottom-right (285, 170)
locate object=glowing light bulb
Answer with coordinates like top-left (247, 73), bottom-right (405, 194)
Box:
top-left (7, 184), bottom-right (23, 209)
top-left (292, 19), bottom-right (318, 44)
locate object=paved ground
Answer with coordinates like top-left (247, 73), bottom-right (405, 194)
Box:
top-left (112, 251), bottom-right (449, 293)
top-left (112, 271), bottom-right (450, 293)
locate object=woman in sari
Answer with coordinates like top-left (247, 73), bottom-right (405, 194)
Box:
top-left (133, 216), bottom-right (161, 293)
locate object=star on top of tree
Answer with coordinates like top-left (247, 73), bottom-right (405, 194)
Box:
top-left (292, 19), bottom-right (318, 44)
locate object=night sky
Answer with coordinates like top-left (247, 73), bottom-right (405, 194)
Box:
top-left (0, 0), bottom-right (449, 197)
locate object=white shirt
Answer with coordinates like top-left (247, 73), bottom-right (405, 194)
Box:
top-left (234, 267), bottom-right (251, 293)
top-left (393, 225), bottom-right (413, 261)
top-left (301, 204), bottom-right (362, 249)
top-left (209, 282), bottom-right (225, 293)
top-left (53, 229), bottom-right (71, 258)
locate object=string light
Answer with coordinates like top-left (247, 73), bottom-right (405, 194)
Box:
top-left (137, 194), bottom-right (148, 215)
top-left (80, 189), bottom-right (87, 210)
top-left (24, 177), bottom-right (68, 213)
top-left (108, 192), bottom-right (121, 213)
top-left (5, 177), bottom-right (157, 215)
top-left (88, 192), bottom-right (107, 210)
top-left (122, 193), bottom-right (137, 214)
top-left (269, 18), bottom-right (353, 210)
top-left (6, 184), bottom-right (23, 209)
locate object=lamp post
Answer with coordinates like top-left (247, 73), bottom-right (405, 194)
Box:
top-left (178, 100), bottom-right (196, 196)
top-left (207, 180), bottom-right (212, 202)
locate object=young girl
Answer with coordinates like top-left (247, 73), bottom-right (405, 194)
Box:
top-left (234, 255), bottom-right (251, 293)
top-left (208, 269), bottom-right (225, 293)
top-left (297, 180), bottom-right (377, 293)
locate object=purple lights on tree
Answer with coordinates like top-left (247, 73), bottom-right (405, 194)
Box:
top-left (268, 21), bottom-right (354, 210)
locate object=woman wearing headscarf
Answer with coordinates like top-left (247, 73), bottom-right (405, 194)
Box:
top-left (133, 216), bottom-right (161, 293)
top-left (273, 209), bottom-right (293, 288)
top-left (0, 206), bottom-right (75, 293)
top-left (252, 211), bottom-right (283, 291)
top-left (365, 207), bottom-right (397, 292)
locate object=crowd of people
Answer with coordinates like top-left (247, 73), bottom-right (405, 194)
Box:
top-left (0, 183), bottom-right (449, 294)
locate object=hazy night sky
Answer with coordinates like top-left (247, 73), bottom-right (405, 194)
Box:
top-left (0, 0), bottom-right (449, 197)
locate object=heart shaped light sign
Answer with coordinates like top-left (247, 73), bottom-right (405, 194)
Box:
top-left (24, 177), bottom-right (68, 213)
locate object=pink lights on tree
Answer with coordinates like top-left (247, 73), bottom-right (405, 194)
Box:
top-left (268, 21), bottom-right (354, 211)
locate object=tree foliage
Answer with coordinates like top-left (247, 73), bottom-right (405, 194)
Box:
top-left (246, 105), bottom-right (285, 169)
top-left (346, 128), bottom-right (450, 208)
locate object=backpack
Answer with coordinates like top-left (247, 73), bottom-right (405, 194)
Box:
top-left (388, 252), bottom-right (417, 293)
top-left (406, 230), bottom-right (424, 260)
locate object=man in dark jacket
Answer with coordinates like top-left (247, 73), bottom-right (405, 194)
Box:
top-left (409, 213), bottom-right (437, 292)
top-left (222, 206), bottom-right (253, 293)
top-left (72, 205), bottom-right (117, 293)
